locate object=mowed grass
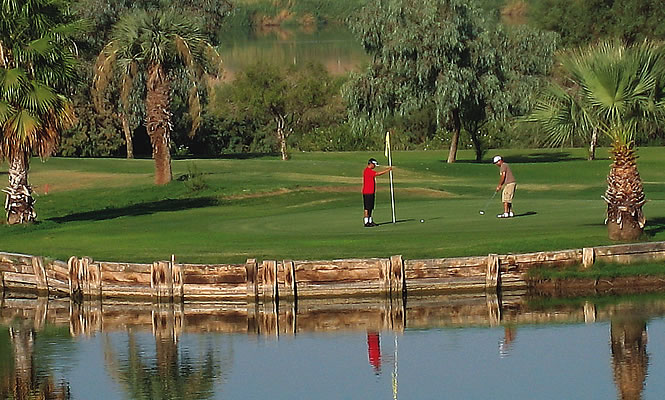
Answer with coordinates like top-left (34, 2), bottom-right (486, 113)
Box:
top-left (0, 147), bottom-right (664, 264)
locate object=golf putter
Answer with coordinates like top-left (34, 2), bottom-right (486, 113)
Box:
top-left (479, 191), bottom-right (498, 215)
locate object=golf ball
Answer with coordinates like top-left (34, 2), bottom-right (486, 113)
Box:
top-left (420, 219), bottom-right (424, 223)
top-left (479, 211), bottom-right (485, 215)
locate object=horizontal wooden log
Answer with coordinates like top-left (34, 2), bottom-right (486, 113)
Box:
top-left (405, 258), bottom-right (486, 280)
top-left (0, 264), bottom-right (34, 274)
top-left (181, 263), bottom-right (246, 274)
top-left (294, 259), bottom-right (386, 284)
top-left (101, 271), bottom-right (151, 284)
top-left (182, 273), bottom-right (246, 285)
top-left (594, 241), bottom-right (665, 256)
top-left (99, 262), bottom-right (151, 274)
top-left (595, 253), bottom-right (665, 264)
top-left (406, 277), bottom-right (486, 294)
top-left (100, 284), bottom-right (154, 300)
top-left (2, 272), bottom-right (38, 287)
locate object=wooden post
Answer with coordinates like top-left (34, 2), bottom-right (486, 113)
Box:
top-left (582, 247), bottom-right (595, 269)
top-left (246, 259), bottom-right (258, 303)
top-left (283, 260), bottom-right (297, 301)
top-left (31, 256), bottom-right (48, 295)
top-left (486, 254), bottom-right (500, 291)
top-left (85, 258), bottom-right (102, 299)
top-left (151, 261), bottom-right (173, 302)
top-left (68, 256), bottom-right (82, 301)
top-left (171, 255), bottom-right (184, 302)
top-left (390, 255), bottom-right (405, 298)
top-left (261, 260), bottom-right (278, 302)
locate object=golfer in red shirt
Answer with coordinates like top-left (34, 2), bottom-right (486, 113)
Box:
top-left (363, 158), bottom-right (392, 227)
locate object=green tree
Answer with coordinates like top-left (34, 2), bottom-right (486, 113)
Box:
top-left (215, 62), bottom-right (336, 160)
top-left (344, 0), bottom-right (555, 163)
top-left (528, 40), bottom-right (665, 239)
top-left (0, 0), bottom-right (83, 224)
top-left (94, 9), bottom-right (222, 184)
top-left (527, 0), bottom-right (665, 48)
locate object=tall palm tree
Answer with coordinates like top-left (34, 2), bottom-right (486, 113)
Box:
top-left (94, 10), bottom-right (222, 185)
top-left (528, 40), bottom-right (665, 240)
top-left (0, 0), bottom-right (82, 224)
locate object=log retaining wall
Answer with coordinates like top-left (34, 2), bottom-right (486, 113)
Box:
top-left (2, 241), bottom-right (665, 302)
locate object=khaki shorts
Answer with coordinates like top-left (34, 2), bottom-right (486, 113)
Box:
top-left (502, 182), bottom-right (516, 203)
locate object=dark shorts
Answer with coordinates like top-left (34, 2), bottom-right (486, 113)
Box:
top-left (363, 193), bottom-right (375, 211)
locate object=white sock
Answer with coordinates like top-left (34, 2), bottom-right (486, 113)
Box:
top-left (364, 217), bottom-right (369, 224)
top-left (369, 217), bottom-right (374, 223)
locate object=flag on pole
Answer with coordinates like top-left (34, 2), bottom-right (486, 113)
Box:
top-left (385, 131), bottom-right (391, 158)
top-left (385, 131), bottom-right (396, 223)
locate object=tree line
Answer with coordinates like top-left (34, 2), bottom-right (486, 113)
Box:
top-left (1, 0), bottom-right (665, 237)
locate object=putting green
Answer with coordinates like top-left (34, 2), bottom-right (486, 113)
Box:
top-left (0, 148), bottom-right (663, 263)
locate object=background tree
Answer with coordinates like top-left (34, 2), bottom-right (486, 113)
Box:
top-left (214, 62), bottom-right (335, 160)
top-left (344, 0), bottom-right (554, 163)
top-left (527, 0), bottom-right (665, 48)
top-left (529, 40), bottom-right (665, 239)
top-left (0, 0), bottom-right (83, 224)
top-left (94, 9), bottom-right (222, 184)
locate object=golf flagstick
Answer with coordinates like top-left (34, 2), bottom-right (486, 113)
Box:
top-left (385, 131), bottom-right (396, 223)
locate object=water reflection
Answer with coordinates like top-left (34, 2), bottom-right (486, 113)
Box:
top-left (0, 324), bottom-right (71, 400)
top-left (3, 293), bottom-right (665, 399)
top-left (610, 315), bottom-right (649, 400)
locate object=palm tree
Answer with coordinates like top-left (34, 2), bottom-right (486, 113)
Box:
top-left (0, 0), bottom-right (82, 224)
top-left (94, 10), bottom-right (222, 185)
top-left (528, 40), bottom-right (665, 239)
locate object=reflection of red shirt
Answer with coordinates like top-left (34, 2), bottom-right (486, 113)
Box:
top-left (363, 167), bottom-right (377, 194)
top-left (367, 332), bottom-right (381, 372)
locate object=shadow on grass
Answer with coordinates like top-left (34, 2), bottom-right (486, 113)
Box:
top-left (49, 197), bottom-right (220, 223)
top-left (499, 152), bottom-right (589, 163)
top-left (645, 217), bottom-right (665, 237)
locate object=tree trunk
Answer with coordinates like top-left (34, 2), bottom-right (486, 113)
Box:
top-left (446, 109), bottom-right (461, 164)
top-left (4, 152), bottom-right (36, 224)
top-left (588, 127), bottom-right (598, 161)
top-left (603, 144), bottom-right (646, 241)
top-left (275, 114), bottom-right (289, 160)
top-left (121, 113), bottom-right (134, 159)
top-left (146, 64), bottom-right (172, 185)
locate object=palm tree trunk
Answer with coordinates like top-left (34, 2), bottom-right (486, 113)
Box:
top-left (146, 64), bottom-right (172, 185)
top-left (588, 127), bottom-right (598, 160)
top-left (603, 144), bottom-right (646, 240)
top-left (121, 113), bottom-right (134, 159)
top-left (446, 109), bottom-right (461, 164)
top-left (275, 114), bottom-right (289, 160)
top-left (4, 152), bottom-right (36, 224)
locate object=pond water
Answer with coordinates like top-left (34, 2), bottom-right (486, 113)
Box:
top-left (218, 25), bottom-right (369, 80)
top-left (1, 292), bottom-right (663, 399)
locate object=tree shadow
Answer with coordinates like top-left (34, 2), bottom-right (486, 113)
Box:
top-left (49, 197), bottom-right (220, 223)
top-left (448, 152), bottom-right (596, 164)
top-left (644, 217), bottom-right (665, 237)
top-left (493, 152), bottom-right (588, 163)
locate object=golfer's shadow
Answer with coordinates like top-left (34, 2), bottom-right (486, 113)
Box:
top-left (513, 211), bottom-right (537, 217)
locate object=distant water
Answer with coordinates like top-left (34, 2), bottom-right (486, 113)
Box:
top-left (218, 25), bottom-right (369, 80)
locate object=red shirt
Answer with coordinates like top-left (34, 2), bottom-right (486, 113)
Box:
top-left (362, 167), bottom-right (377, 194)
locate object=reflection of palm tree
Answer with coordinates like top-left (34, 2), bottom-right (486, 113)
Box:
top-left (610, 317), bottom-right (648, 400)
top-left (104, 331), bottom-right (225, 400)
top-left (0, 326), bottom-right (70, 400)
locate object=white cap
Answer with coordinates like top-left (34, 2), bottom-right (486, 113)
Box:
top-left (492, 155), bottom-right (502, 164)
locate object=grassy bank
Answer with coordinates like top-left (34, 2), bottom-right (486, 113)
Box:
top-left (0, 148), bottom-right (664, 264)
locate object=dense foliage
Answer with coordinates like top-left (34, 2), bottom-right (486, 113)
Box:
top-left (9, 0), bottom-right (665, 160)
